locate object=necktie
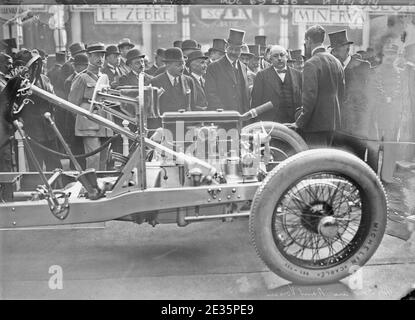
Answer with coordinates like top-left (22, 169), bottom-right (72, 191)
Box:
top-left (232, 61), bottom-right (238, 80)
top-left (174, 77), bottom-right (179, 87)
top-left (199, 77), bottom-right (204, 88)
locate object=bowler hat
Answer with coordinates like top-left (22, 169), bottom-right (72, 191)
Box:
top-left (106, 45), bottom-right (120, 56)
top-left (73, 54), bottom-right (89, 66)
top-left (186, 50), bottom-right (209, 65)
top-left (69, 42), bottom-right (86, 56)
top-left (226, 29), bottom-right (245, 47)
top-left (209, 39), bottom-right (226, 53)
top-left (181, 39), bottom-right (199, 51)
top-left (87, 43), bottom-right (106, 54)
top-left (255, 35), bottom-right (267, 47)
top-left (126, 49), bottom-right (145, 64)
top-left (328, 30), bottom-right (354, 48)
top-left (288, 49), bottom-right (305, 62)
top-left (247, 44), bottom-right (260, 57)
top-left (240, 44), bottom-right (254, 57)
top-left (55, 51), bottom-right (66, 64)
top-left (173, 40), bottom-right (183, 48)
top-left (163, 47), bottom-right (185, 63)
top-left (155, 48), bottom-right (166, 57)
top-left (118, 38), bottom-right (135, 49)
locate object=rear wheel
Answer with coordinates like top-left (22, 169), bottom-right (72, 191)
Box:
top-left (249, 149), bottom-right (387, 284)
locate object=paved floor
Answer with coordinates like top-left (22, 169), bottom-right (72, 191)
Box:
top-left (1, 218), bottom-right (414, 300)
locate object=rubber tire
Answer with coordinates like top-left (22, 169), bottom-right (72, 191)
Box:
top-left (242, 121), bottom-right (308, 159)
top-left (249, 148), bottom-right (387, 284)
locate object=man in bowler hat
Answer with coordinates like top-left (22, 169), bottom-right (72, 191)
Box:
top-left (187, 50), bottom-right (209, 110)
top-left (117, 38), bottom-right (135, 76)
top-left (205, 29), bottom-right (250, 114)
top-left (151, 47), bottom-right (196, 116)
top-left (102, 45), bottom-right (122, 89)
top-left (61, 42), bottom-right (86, 88)
top-left (146, 48), bottom-right (165, 76)
top-left (118, 48), bottom-right (153, 87)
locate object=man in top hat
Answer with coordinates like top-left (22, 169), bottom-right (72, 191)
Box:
top-left (117, 38), bottom-right (135, 76)
top-left (61, 42), bottom-right (87, 86)
top-left (102, 45), bottom-right (122, 89)
top-left (47, 51), bottom-right (66, 99)
top-left (288, 49), bottom-right (305, 72)
top-left (118, 48), bottom-right (153, 87)
top-left (291, 25), bottom-right (345, 148)
top-left (329, 30), bottom-right (371, 139)
top-left (247, 44), bottom-right (261, 74)
top-left (68, 43), bottom-right (113, 171)
top-left (146, 48), bottom-right (165, 76)
top-left (205, 29), bottom-right (250, 114)
top-left (14, 49), bottom-right (62, 171)
top-left (208, 39), bottom-right (226, 63)
top-left (239, 44), bottom-right (256, 91)
top-left (186, 49), bottom-right (209, 110)
top-left (251, 45), bottom-right (302, 124)
top-left (150, 47), bottom-right (196, 116)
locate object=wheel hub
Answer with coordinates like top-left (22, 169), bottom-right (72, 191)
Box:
top-left (318, 216), bottom-right (339, 238)
top-left (302, 201), bottom-right (334, 233)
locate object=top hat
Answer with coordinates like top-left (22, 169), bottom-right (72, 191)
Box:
top-left (118, 38), bottom-right (135, 49)
top-left (105, 45), bottom-right (121, 56)
top-left (163, 47), bottom-right (185, 63)
top-left (226, 29), bottom-right (245, 47)
top-left (87, 43), bottom-right (106, 54)
top-left (55, 51), bottom-right (66, 64)
top-left (173, 40), bottom-right (183, 48)
top-left (186, 50), bottom-right (209, 65)
top-left (209, 39), bottom-right (226, 53)
top-left (328, 30), bottom-right (354, 48)
top-left (288, 49), bottom-right (305, 62)
top-left (255, 35), bottom-right (267, 47)
top-left (247, 44), bottom-right (260, 57)
top-left (69, 42), bottom-right (86, 56)
top-left (126, 49), bottom-right (145, 64)
top-left (181, 39), bottom-right (199, 51)
top-left (73, 53), bottom-right (89, 66)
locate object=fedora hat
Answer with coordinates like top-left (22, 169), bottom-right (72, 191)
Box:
top-left (226, 29), bottom-right (245, 47)
top-left (163, 47), bottom-right (185, 63)
top-left (105, 45), bottom-right (120, 56)
top-left (69, 42), bottom-right (86, 56)
top-left (181, 39), bottom-right (199, 51)
top-left (118, 38), bottom-right (135, 49)
top-left (173, 40), bottom-right (183, 48)
top-left (126, 49), bottom-right (145, 64)
top-left (73, 53), bottom-right (89, 66)
top-left (247, 44), bottom-right (260, 57)
top-left (186, 50), bottom-right (209, 65)
top-left (87, 43), bottom-right (106, 54)
top-left (240, 44), bottom-right (254, 57)
top-left (209, 39), bottom-right (226, 53)
top-left (328, 30), bottom-right (354, 48)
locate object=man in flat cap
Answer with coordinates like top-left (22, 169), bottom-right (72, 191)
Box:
top-left (329, 30), bottom-right (371, 139)
top-left (208, 39), bottom-right (226, 63)
top-left (291, 25), bottom-right (345, 148)
top-left (102, 45), bottom-right (122, 89)
top-left (68, 43), bottom-right (113, 171)
top-left (14, 49), bottom-right (62, 171)
top-left (187, 49), bottom-right (209, 110)
top-left (251, 45), bottom-right (302, 124)
top-left (205, 29), bottom-right (250, 114)
top-left (151, 47), bottom-right (196, 116)
top-left (118, 38), bottom-right (135, 77)
top-left (146, 48), bottom-right (165, 76)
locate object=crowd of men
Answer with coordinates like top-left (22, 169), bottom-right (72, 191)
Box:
top-left (1, 23), bottom-right (414, 174)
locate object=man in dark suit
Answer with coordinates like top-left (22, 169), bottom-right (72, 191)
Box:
top-left (117, 38), bottom-right (135, 76)
top-left (205, 29), bottom-right (250, 114)
top-left (251, 45), bottom-right (302, 123)
top-left (208, 39), bottom-right (226, 63)
top-left (329, 30), bottom-right (371, 138)
top-left (186, 50), bottom-right (209, 110)
top-left (61, 42), bottom-right (86, 88)
top-left (117, 49), bottom-right (153, 87)
top-left (102, 45), bottom-right (122, 89)
top-left (146, 48), bottom-right (165, 76)
top-left (47, 51), bottom-right (66, 99)
top-left (292, 24), bottom-right (345, 147)
top-left (151, 47), bottom-right (196, 115)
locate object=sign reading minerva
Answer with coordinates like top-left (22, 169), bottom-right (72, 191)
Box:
top-left (93, 5), bottom-right (177, 24)
top-left (292, 6), bottom-right (365, 26)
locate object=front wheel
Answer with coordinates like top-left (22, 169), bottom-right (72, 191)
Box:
top-left (249, 149), bottom-right (387, 284)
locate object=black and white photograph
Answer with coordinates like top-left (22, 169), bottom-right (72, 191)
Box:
top-left (0, 0), bottom-right (415, 304)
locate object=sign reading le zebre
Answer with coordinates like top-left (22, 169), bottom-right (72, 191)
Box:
top-left (94, 5), bottom-right (177, 24)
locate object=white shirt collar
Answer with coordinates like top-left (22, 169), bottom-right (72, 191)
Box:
top-left (226, 54), bottom-right (238, 69)
top-left (312, 45), bottom-right (326, 56)
top-left (166, 70), bottom-right (178, 86)
top-left (273, 66), bottom-right (287, 81)
top-left (343, 55), bottom-right (351, 69)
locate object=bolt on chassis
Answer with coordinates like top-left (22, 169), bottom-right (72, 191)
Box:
top-left (0, 57), bottom-right (389, 284)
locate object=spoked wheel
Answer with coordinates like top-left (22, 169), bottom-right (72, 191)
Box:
top-left (242, 121), bottom-right (308, 172)
top-left (250, 149), bottom-right (387, 284)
